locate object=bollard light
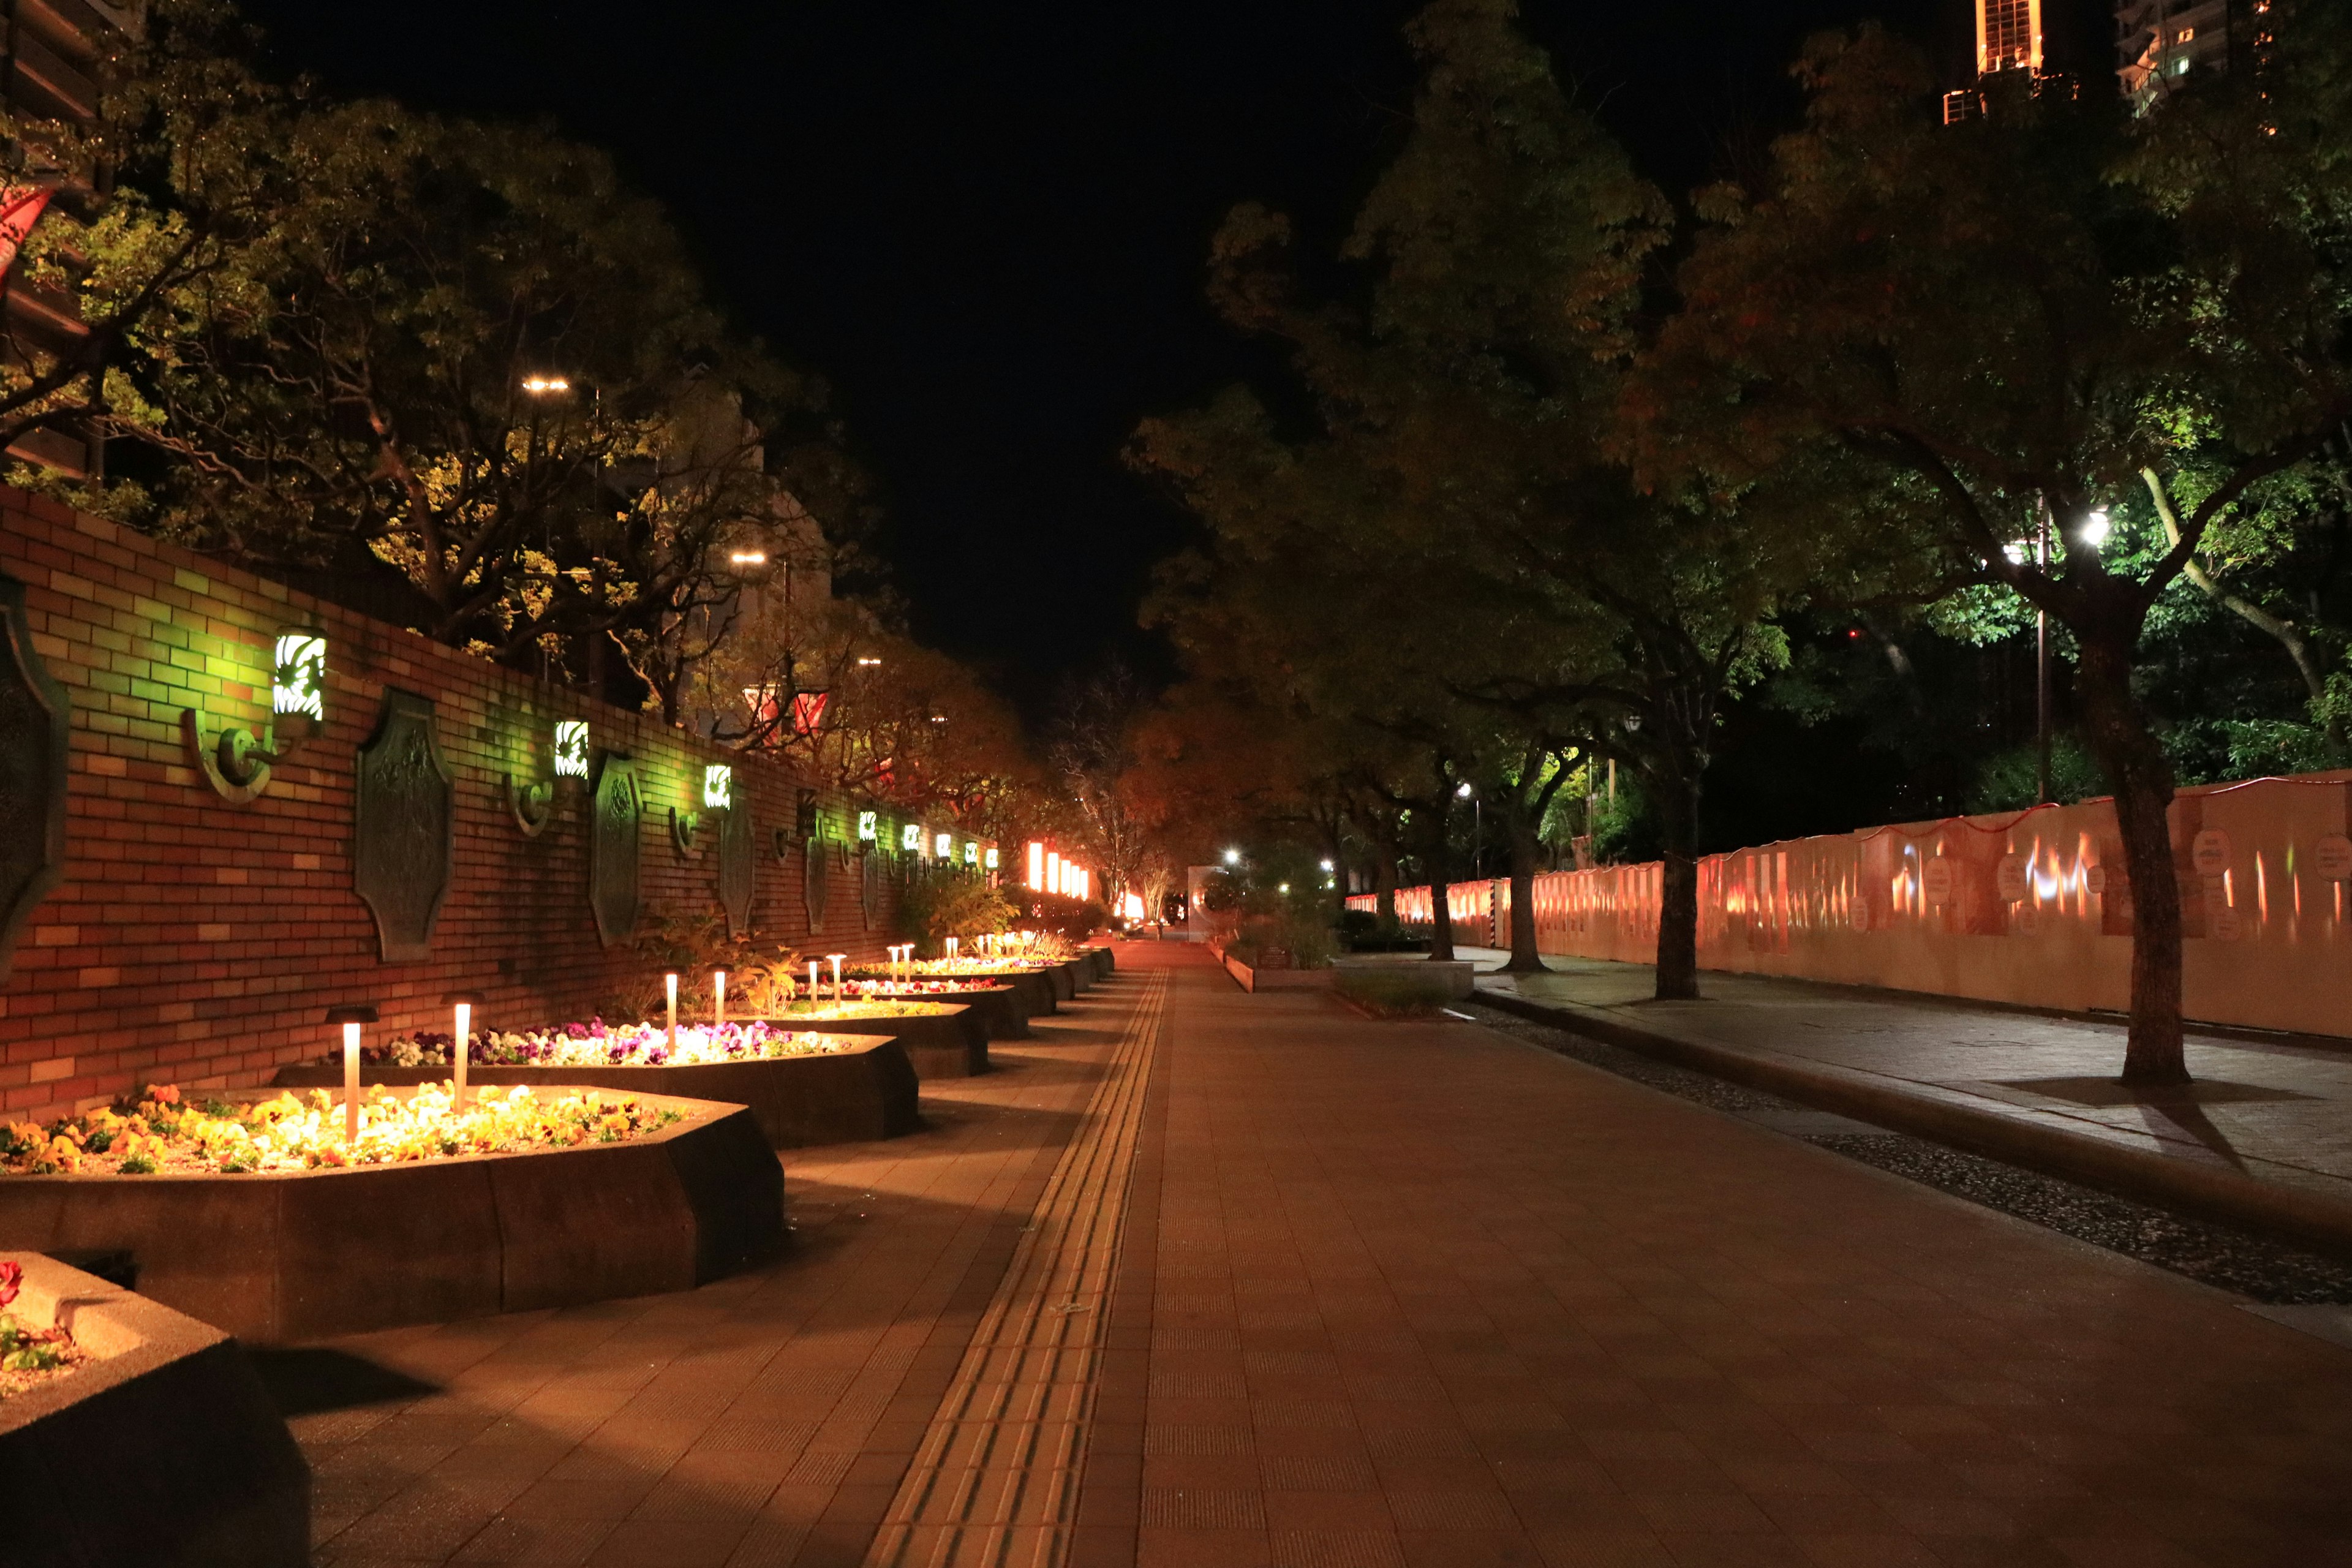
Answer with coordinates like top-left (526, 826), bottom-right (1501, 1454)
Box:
top-left (326, 1005), bottom-right (379, 1143)
top-left (713, 969), bottom-right (727, 1028)
top-left (443, 990), bottom-right (485, 1106)
top-left (827, 954), bottom-right (846, 1000)
top-left (666, 972), bottom-right (679, 1055)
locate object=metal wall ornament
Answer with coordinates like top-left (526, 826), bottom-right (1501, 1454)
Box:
top-left (184, 624), bottom-right (328, 807)
top-left (589, 753), bottom-right (642, 948)
top-left (508, 773), bottom-right (554, 837)
top-left (0, 571), bottom-right (69, 983)
top-left (352, 690), bottom-right (456, 962)
top-left (717, 798), bottom-right (755, 938)
top-left (671, 805), bottom-right (703, 858)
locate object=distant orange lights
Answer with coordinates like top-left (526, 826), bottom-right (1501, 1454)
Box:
top-left (1027, 841), bottom-right (1045, 891)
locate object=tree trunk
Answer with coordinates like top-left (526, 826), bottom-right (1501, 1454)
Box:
top-left (1373, 853), bottom-right (1399, 930)
top-left (1504, 824), bottom-right (1548, 973)
top-left (2075, 633), bottom-right (2190, 1085)
top-left (1654, 768), bottom-right (1701, 1001)
top-left (1425, 827), bottom-right (1455, 963)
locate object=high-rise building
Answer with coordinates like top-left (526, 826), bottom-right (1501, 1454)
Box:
top-left (1943, 0), bottom-right (2052, 123)
top-left (2116, 0), bottom-right (2235, 109)
top-left (0, 0), bottom-right (137, 479)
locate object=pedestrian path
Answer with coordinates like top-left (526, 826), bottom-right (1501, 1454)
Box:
top-left (295, 943), bottom-right (2352, 1568)
top-left (1450, 947), bottom-right (2352, 1250)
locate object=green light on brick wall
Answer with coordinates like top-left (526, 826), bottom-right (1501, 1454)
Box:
top-left (902, 823), bottom-right (922, 853)
top-left (703, 764), bottom-right (733, 810)
top-left (273, 631), bottom-right (326, 720)
top-left (963, 841), bottom-right (978, 866)
top-left (858, 810), bottom-right (877, 841)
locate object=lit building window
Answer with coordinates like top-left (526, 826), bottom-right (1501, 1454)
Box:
top-left (273, 631), bottom-right (326, 720)
top-left (554, 720), bottom-right (590, 778)
top-left (703, 764), bottom-right (733, 810)
top-left (2176, 26), bottom-right (2193, 41)
top-left (902, 823), bottom-right (923, 853)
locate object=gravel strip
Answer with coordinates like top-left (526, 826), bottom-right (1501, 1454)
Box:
top-left (1464, 1000), bottom-right (2352, 1305)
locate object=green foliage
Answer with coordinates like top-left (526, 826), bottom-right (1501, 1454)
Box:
top-left (1967, 738), bottom-right (2109, 813)
top-left (1334, 968), bottom-right (1455, 1018)
top-left (895, 872), bottom-right (1017, 951)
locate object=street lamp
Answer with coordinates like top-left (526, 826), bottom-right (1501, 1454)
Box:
top-left (1457, 782), bottom-right (1480, 878)
top-left (1223, 848), bottom-right (1240, 865)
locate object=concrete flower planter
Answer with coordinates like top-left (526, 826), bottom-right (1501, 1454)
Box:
top-left (0, 1252), bottom-right (311, 1568)
top-left (1223, 954), bottom-right (1338, 993)
top-left (1332, 955), bottom-right (1477, 999)
top-left (0, 1088), bottom-right (785, 1344)
top-left (276, 1036), bottom-right (919, 1150)
top-left (766, 1003), bottom-right (988, 1079)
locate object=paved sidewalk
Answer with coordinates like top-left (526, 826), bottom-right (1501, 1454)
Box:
top-left (1139, 946), bottom-right (2352, 1567)
top-left (291, 944), bottom-right (2352, 1567)
top-left (1453, 948), bottom-right (2352, 1245)
top-left (297, 978), bottom-right (1150, 1568)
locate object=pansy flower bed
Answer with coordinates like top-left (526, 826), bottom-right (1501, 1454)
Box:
top-left (0, 1082), bottom-right (684, 1177)
top-left (361, 1018), bottom-right (881, 1071)
top-left (0, 1260), bottom-right (88, 1401)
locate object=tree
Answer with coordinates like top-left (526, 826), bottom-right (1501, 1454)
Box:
top-left (1628, 14), bottom-right (2352, 1080)
top-left (0, 1), bottom-right (290, 484)
top-left (116, 99), bottom-right (836, 680)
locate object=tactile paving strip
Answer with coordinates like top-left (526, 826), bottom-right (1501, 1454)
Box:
top-left (862, 968), bottom-right (1168, 1568)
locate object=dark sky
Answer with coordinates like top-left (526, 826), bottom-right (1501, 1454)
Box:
top-left (234, 0), bottom-right (2094, 717)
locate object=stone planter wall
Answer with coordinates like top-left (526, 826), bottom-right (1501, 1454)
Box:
top-left (0, 1088), bottom-right (785, 1342)
top-left (0, 1251), bottom-right (311, 1568)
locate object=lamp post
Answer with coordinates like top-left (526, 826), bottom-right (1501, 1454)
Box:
top-left (443, 991), bottom-right (484, 1106)
top-left (1458, 780), bottom-right (1480, 880)
top-left (326, 1005), bottom-right (379, 1144)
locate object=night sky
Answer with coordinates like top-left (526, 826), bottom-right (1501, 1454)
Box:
top-left (236, 0), bottom-right (2096, 718)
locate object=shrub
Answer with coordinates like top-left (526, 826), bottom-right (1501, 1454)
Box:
top-left (896, 872), bottom-right (1019, 952)
top-left (1335, 968), bottom-right (1457, 1019)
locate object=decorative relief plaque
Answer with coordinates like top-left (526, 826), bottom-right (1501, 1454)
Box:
top-left (0, 571), bottom-right (69, 982)
top-left (717, 803), bottom-right (754, 939)
top-left (589, 754), bottom-right (642, 949)
top-left (352, 690), bottom-right (455, 962)
top-left (802, 835), bottom-right (829, 933)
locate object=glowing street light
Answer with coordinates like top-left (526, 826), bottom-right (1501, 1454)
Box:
top-left (2079, 509), bottom-right (2111, 548)
top-left (520, 375), bottom-right (570, 396)
top-left (1223, 848), bottom-right (1240, 865)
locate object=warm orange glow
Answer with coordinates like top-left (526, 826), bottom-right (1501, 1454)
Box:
top-left (1027, 841), bottom-right (1045, 891)
top-left (1046, 851), bottom-right (1061, 894)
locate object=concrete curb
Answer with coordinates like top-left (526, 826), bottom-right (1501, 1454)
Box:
top-left (1475, 986), bottom-right (2352, 1262)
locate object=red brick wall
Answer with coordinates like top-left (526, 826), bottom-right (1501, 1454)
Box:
top-left (0, 490), bottom-right (953, 1121)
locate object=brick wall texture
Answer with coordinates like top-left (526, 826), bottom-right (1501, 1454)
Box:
top-left (0, 490), bottom-right (965, 1121)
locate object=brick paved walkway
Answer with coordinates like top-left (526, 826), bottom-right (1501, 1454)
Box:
top-left (1460, 949), bottom-right (2352, 1218)
top-left (300, 944), bottom-right (2352, 1567)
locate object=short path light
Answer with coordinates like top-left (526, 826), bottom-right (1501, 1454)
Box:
top-left (713, 969), bottom-right (727, 1028)
top-left (665, 973), bottom-right (680, 1056)
top-left (827, 954), bottom-right (846, 1000)
top-left (326, 1005), bottom-right (379, 1143)
top-left (443, 991), bottom-right (485, 1106)
top-left (807, 959), bottom-right (821, 1005)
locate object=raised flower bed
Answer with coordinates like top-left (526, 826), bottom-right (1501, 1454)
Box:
top-left (0, 1251), bottom-right (310, 1567)
top-left (833, 978), bottom-right (1032, 1039)
top-left (763, 1001), bottom-right (988, 1077)
top-left (848, 963), bottom-right (1060, 1020)
top-left (276, 1021), bottom-right (919, 1150)
top-left (0, 1084), bottom-right (784, 1343)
